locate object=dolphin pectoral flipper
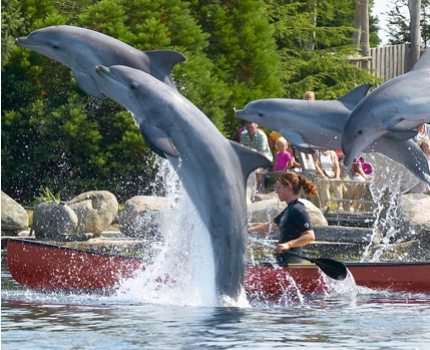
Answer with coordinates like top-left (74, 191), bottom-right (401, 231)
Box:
top-left (228, 141), bottom-right (272, 183)
top-left (139, 123), bottom-right (179, 158)
top-left (280, 130), bottom-right (314, 154)
top-left (384, 130), bottom-right (418, 141)
top-left (376, 138), bottom-right (430, 184)
top-left (72, 69), bottom-right (106, 99)
top-left (337, 83), bottom-right (372, 110)
top-left (386, 118), bottom-right (426, 132)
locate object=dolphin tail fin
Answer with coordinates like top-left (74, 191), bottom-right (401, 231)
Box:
top-left (411, 48), bottom-right (430, 71)
top-left (337, 83), bottom-right (373, 110)
top-left (228, 140), bottom-right (272, 183)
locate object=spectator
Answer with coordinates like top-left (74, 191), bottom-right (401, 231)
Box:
top-left (351, 155), bottom-right (374, 181)
top-left (274, 137), bottom-right (293, 172)
top-left (303, 91), bottom-right (315, 100)
top-left (421, 139), bottom-right (430, 168)
top-left (268, 130), bottom-right (283, 150)
top-left (313, 149), bottom-right (344, 210)
top-left (240, 122), bottom-right (273, 192)
top-left (413, 123), bottom-right (430, 144)
top-left (410, 140), bottom-right (430, 194)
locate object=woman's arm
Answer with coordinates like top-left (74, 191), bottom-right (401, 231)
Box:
top-left (275, 230), bottom-right (315, 253)
top-left (332, 152), bottom-right (341, 179)
top-left (248, 221), bottom-right (278, 234)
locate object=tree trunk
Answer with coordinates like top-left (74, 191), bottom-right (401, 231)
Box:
top-left (360, 0), bottom-right (370, 69)
top-left (353, 0), bottom-right (363, 49)
top-left (408, 0), bottom-right (422, 71)
top-left (305, 0), bottom-right (317, 50)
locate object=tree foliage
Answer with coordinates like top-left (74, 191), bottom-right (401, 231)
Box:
top-left (2, 0), bottom-right (383, 204)
top-left (386, 0), bottom-right (430, 48)
top-left (267, 0), bottom-right (380, 99)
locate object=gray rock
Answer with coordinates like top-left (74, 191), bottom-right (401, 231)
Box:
top-left (32, 201), bottom-right (78, 239)
top-left (398, 193), bottom-right (430, 239)
top-left (119, 196), bottom-right (168, 239)
top-left (67, 191), bottom-right (118, 235)
top-left (247, 197), bottom-right (328, 226)
top-left (1, 191), bottom-right (29, 236)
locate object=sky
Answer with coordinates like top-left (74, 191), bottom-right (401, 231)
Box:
top-left (372, 0), bottom-right (393, 46)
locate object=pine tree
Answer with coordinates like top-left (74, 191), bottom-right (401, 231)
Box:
top-left (267, 0), bottom-right (381, 100)
top-left (386, 0), bottom-right (430, 48)
top-left (189, 0), bottom-right (284, 137)
top-left (76, 0), bottom-right (231, 131)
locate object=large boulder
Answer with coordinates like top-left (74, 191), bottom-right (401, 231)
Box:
top-left (1, 191), bottom-right (29, 236)
top-left (398, 193), bottom-right (430, 240)
top-left (247, 197), bottom-right (328, 226)
top-left (119, 196), bottom-right (167, 239)
top-left (67, 191), bottom-right (118, 235)
top-left (31, 201), bottom-right (78, 239)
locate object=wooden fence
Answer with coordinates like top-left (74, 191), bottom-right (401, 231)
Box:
top-left (369, 44), bottom-right (408, 80)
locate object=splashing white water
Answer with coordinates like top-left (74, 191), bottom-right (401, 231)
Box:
top-left (113, 157), bottom-right (249, 307)
top-left (360, 153), bottom-right (420, 262)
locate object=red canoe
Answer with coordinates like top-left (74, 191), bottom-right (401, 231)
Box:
top-left (6, 238), bottom-right (430, 295)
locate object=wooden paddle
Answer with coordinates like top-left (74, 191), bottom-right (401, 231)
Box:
top-left (249, 237), bottom-right (348, 280)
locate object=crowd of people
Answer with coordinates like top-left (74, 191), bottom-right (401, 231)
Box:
top-left (241, 91), bottom-right (430, 263)
top-left (237, 91), bottom-right (430, 203)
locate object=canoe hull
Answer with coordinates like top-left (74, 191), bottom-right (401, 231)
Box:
top-left (6, 239), bottom-right (430, 294)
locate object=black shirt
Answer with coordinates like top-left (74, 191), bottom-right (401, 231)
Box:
top-left (273, 198), bottom-right (313, 264)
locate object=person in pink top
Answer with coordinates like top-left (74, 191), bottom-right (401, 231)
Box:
top-left (274, 137), bottom-right (292, 172)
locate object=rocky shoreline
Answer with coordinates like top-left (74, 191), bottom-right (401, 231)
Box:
top-left (2, 190), bottom-right (430, 261)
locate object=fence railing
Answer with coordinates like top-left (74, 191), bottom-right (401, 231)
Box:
top-left (369, 44), bottom-right (408, 80)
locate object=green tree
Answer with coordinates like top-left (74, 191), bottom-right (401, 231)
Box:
top-left (1, 0), bottom-right (232, 203)
top-left (1, 0), bottom-right (26, 69)
top-left (386, 0), bottom-right (430, 48)
top-left (189, 0), bottom-right (284, 137)
top-left (268, 0), bottom-right (381, 99)
top-left (76, 0), bottom-right (231, 131)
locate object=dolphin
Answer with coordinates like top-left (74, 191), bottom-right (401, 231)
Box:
top-left (342, 49), bottom-right (430, 165)
top-left (94, 64), bottom-right (272, 302)
top-left (15, 25), bottom-right (186, 99)
top-left (235, 85), bottom-right (430, 184)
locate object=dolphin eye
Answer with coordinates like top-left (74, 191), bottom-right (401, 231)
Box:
top-left (52, 44), bottom-right (59, 49)
top-left (130, 82), bottom-right (139, 90)
top-left (258, 113), bottom-right (264, 117)
top-left (358, 130), bottom-right (363, 135)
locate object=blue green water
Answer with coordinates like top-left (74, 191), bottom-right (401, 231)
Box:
top-left (2, 249), bottom-right (430, 350)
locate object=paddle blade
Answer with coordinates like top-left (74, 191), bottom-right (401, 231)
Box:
top-left (313, 258), bottom-right (348, 280)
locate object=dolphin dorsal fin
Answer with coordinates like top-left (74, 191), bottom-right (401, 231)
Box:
top-left (228, 140), bottom-right (273, 184)
top-left (337, 83), bottom-right (372, 110)
top-left (411, 49), bottom-right (430, 71)
top-left (145, 50), bottom-right (187, 71)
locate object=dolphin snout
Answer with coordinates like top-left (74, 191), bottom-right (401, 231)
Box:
top-left (235, 109), bottom-right (253, 121)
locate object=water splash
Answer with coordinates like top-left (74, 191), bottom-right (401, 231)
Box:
top-left (360, 153), bottom-right (420, 262)
top-left (113, 157), bottom-right (250, 307)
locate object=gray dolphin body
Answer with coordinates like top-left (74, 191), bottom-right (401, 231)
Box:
top-left (235, 85), bottom-right (430, 184)
top-left (16, 25), bottom-right (185, 99)
top-left (94, 64), bottom-right (272, 301)
top-left (342, 49), bottom-right (430, 165)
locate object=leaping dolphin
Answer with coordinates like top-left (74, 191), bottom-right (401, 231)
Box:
top-left (15, 25), bottom-right (186, 99)
top-left (94, 64), bottom-right (272, 302)
top-left (341, 49), bottom-right (430, 165)
top-left (235, 85), bottom-right (430, 184)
